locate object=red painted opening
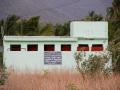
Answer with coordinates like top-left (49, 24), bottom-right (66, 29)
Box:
top-left (91, 44), bottom-right (103, 51)
top-left (61, 44), bottom-right (71, 51)
top-left (10, 45), bottom-right (21, 51)
top-left (77, 44), bottom-right (89, 51)
top-left (44, 45), bottom-right (55, 51)
top-left (27, 44), bottom-right (38, 51)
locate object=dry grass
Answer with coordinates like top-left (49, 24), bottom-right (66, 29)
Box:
top-left (0, 70), bottom-right (120, 90)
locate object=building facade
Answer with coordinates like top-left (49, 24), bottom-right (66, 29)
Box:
top-left (3, 21), bottom-right (108, 71)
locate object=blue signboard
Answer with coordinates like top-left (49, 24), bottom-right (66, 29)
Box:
top-left (44, 51), bottom-right (62, 65)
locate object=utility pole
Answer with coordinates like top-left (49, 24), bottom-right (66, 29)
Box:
top-left (0, 19), bottom-right (5, 66)
top-left (21, 19), bottom-right (23, 35)
top-left (1, 26), bottom-right (4, 40)
top-left (0, 26), bottom-right (4, 64)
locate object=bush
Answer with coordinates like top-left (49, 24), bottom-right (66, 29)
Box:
top-left (109, 41), bottom-right (120, 73)
top-left (0, 52), bottom-right (3, 66)
top-left (74, 51), bottom-right (112, 75)
top-left (0, 52), bottom-right (8, 85)
top-left (0, 64), bottom-right (8, 85)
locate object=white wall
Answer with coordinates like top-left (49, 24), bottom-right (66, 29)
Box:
top-left (70, 21), bottom-right (108, 38)
top-left (4, 41), bottom-right (76, 71)
top-left (3, 39), bottom-right (108, 71)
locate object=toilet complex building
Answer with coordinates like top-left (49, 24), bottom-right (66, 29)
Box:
top-left (3, 21), bottom-right (108, 71)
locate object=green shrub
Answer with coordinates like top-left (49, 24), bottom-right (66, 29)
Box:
top-left (109, 42), bottom-right (120, 73)
top-left (0, 64), bottom-right (8, 85)
top-left (0, 52), bottom-right (8, 85)
top-left (0, 52), bottom-right (3, 66)
top-left (74, 51), bottom-right (112, 75)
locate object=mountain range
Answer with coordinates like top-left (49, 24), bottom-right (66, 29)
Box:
top-left (0, 0), bottom-right (112, 23)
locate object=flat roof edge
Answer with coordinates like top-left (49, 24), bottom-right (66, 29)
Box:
top-left (3, 36), bottom-right (108, 42)
top-left (3, 36), bottom-right (78, 42)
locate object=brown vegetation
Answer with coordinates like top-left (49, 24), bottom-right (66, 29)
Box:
top-left (0, 71), bottom-right (120, 90)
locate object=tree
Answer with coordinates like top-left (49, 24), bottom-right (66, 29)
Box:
top-left (107, 0), bottom-right (120, 41)
top-left (63, 22), bottom-right (70, 36)
top-left (39, 23), bottom-right (54, 36)
top-left (109, 42), bottom-right (120, 72)
top-left (107, 0), bottom-right (120, 21)
top-left (22, 16), bottom-right (40, 36)
top-left (55, 24), bottom-right (65, 36)
top-left (4, 15), bottom-right (20, 35)
top-left (82, 11), bottom-right (104, 21)
top-left (55, 22), bottom-right (70, 36)
top-left (107, 0), bottom-right (120, 73)
top-left (0, 20), bottom-right (4, 44)
top-left (0, 20), bottom-right (3, 35)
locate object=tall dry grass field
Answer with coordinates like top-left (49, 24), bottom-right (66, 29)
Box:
top-left (0, 70), bottom-right (120, 90)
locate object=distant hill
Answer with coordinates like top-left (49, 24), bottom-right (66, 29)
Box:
top-left (0, 0), bottom-right (112, 23)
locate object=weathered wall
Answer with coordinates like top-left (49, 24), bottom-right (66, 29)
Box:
top-left (3, 39), bottom-right (108, 71)
top-left (70, 21), bottom-right (108, 38)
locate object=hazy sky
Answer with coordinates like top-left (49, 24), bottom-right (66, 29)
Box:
top-left (0, 0), bottom-right (112, 23)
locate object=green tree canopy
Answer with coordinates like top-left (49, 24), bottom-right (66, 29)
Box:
top-left (107, 0), bottom-right (120, 72)
top-left (4, 15), bottom-right (20, 35)
top-left (22, 16), bottom-right (40, 36)
top-left (55, 22), bottom-right (70, 36)
top-left (81, 11), bottom-right (104, 21)
top-left (39, 23), bottom-right (54, 36)
top-left (107, 0), bottom-right (120, 42)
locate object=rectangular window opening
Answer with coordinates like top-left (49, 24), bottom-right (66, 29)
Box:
top-left (44, 45), bottom-right (55, 51)
top-left (91, 44), bottom-right (103, 51)
top-left (27, 44), bottom-right (38, 51)
top-left (10, 45), bottom-right (21, 51)
top-left (77, 44), bottom-right (89, 51)
top-left (61, 44), bottom-right (71, 51)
